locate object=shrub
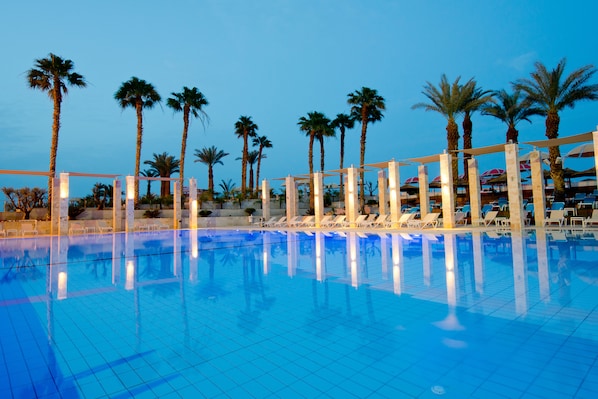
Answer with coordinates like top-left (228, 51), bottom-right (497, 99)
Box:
top-left (199, 210), bottom-right (212, 217)
top-left (244, 207), bottom-right (256, 216)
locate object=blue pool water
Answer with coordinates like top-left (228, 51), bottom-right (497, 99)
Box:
top-left (1, 229), bottom-right (598, 398)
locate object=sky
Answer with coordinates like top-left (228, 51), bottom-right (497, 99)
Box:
top-left (1, 0), bottom-right (598, 199)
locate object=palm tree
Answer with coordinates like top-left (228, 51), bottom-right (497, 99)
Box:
top-left (412, 75), bottom-right (470, 184)
top-left (298, 111), bottom-right (331, 209)
top-left (219, 179), bottom-right (237, 200)
top-left (461, 82), bottom-right (494, 181)
top-left (331, 113), bottom-right (356, 197)
top-left (144, 152), bottom-right (180, 197)
top-left (140, 169), bottom-right (159, 198)
top-left (194, 146), bottom-right (229, 200)
top-left (347, 87), bottom-right (385, 209)
top-left (166, 87), bottom-right (209, 192)
top-left (114, 77), bottom-right (161, 204)
top-left (481, 89), bottom-right (542, 143)
top-left (316, 121), bottom-right (335, 172)
top-left (252, 135), bottom-right (273, 195)
top-left (235, 150), bottom-right (261, 196)
top-left (27, 53), bottom-right (86, 203)
top-left (514, 58), bottom-right (598, 201)
top-left (234, 116), bottom-right (258, 198)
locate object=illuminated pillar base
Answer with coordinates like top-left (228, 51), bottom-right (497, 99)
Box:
top-left (418, 165), bottom-right (429, 219)
top-left (439, 153), bottom-right (455, 228)
top-left (125, 176), bottom-right (135, 232)
top-left (313, 172), bottom-right (324, 227)
top-left (262, 179), bottom-right (271, 223)
top-left (388, 161), bottom-right (401, 228)
top-left (505, 143), bottom-right (524, 230)
top-left (189, 178), bottom-right (198, 230)
top-left (468, 158), bottom-right (482, 226)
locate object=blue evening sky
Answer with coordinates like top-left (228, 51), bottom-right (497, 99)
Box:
top-left (1, 0), bottom-right (597, 197)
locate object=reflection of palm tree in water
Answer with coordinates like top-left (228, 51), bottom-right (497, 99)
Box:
top-left (1, 246), bottom-right (47, 283)
top-left (140, 240), bottom-right (178, 298)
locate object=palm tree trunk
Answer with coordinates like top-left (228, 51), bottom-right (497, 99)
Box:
top-left (208, 166), bottom-right (214, 200)
top-left (135, 101), bottom-right (144, 204)
top-left (339, 128), bottom-right (345, 198)
top-left (242, 132), bottom-right (248, 197)
top-left (319, 137), bottom-right (325, 172)
top-left (446, 118), bottom-right (460, 187)
top-left (48, 85), bottom-right (62, 207)
top-left (308, 133), bottom-right (315, 209)
top-left (256, 147), bottom-right (263, 196)
top-left (462, 112), bottom-right (472, 184)
top-left (546, 111), bottom-right (565, 201)
top-left (506, 124), bottom-right (519, 143)
top-left (359, 110), bottom-right (368, 211)
top-left (249, 165), bottom-right (254, 193)
top-left (179, 107), bottom-right (190, 196)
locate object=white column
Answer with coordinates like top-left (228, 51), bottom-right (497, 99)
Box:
top-left (346, 166), bottom-right (359, 227)
top-left (377, 170), bottom-right (387, 216)
top-left (59, 173), bottom-right (69, 236)
top-left (113, 179), bottom-right (122, 232)
top-left (188, 178), bottom-right (198, 230)
top-left (468, 158), bottom-right (482, 226)
top-left (530, 150), bottom-right (546, 227)
top-left (313, 172), bottom-right (324, 227)
top-left (439, 153), bottom-right (455, 228)
top-left (125, 176), bottom-right (135, 232)
top-left (285, 176), bottom-right (297, 225)
top-left (261, 179), bottom-right (271, 222)
top-left (505, 143), bottom-right (524, 230)
top-left (418, 165), bottom-right (429, 219)
top-left (173, 181), bottom-right (181, 229)
top-left (388, 160), bottom-right (401, 228)
top-left (593, 130), bottom-right (598, 184)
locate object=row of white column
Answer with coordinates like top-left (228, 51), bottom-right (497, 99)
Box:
top-left (51, 175), bottom-right (199, 235)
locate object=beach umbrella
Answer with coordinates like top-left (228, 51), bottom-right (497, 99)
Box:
top-left (404, 176), bottom-right (419, 184)
top-left (572, 167), bottom-right (596, 178)
top-left (481, 168), bottom-right (505, 178)
top-left (565, 143), bottom-right (594, 158)
top-left (520, 163), bottom-right (531, 172)
top-left (400, 184), bottom-right (419, 194)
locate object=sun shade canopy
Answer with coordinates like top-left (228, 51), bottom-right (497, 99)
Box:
top-left (407, 154), bottom-right (441, 164)
top-left (524, 131), bottom-right (594, 148)
top-left (456, 143), bottom-right (506, 156)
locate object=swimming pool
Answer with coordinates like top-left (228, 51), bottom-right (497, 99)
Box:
top-left (1, 229), bottom-right (597, 398)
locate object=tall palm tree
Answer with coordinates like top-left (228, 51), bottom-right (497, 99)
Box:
top-left (234, 116), bottom-right (258, 198)
top-left (252, 135), bottom-right (273, 195)
top-left (144, 152), bottom-right (180, 197)
top-left (514, 58), bottom-right (598, 201)
top-left (412, 75), bottom-right (470, 184)
top-left (140, 169), bottom-right (159, 198)
top-left (298, 111), bottom-right (331, 209)
top-left (194, 146), bottom-right (229, 200)
top-left (27, 53), bottom-right (86, 203)
top-left (114, 77), bottom-right (161, 204)
top-left (347, 87), bottom-right (385, 209)
top-left (481, 89), bottom-right (542, 143)
top-left (331, 113), bottom-right (356, 197)
top-left (246, 150), bottom-right (260, 195)
top-left (316, 121), bottom-right (335, 172)
top-left (166, 87), bottom-right (209, 192)
top-left (460, 82), bottom-right (494, 182)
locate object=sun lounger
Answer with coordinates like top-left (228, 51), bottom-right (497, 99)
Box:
top-left (317, 215), bottom-right (334, 226)
top-left (287, 216), bottom-right (304, 227)
top-left (295, 215), bottom-right (315, 227)
top-left (454, 211), bottom-right (468, 226)
top-left (408, 212), bottom-right (439, 228)
top-left (354, 215), bottom-right (369, 227)
top-left (323, 215), bottom-right (346, 227)
top-left (96, 220), bottom-right (114, 233)
top-left (260, 217), bottom-right (278, 227)
top-left (69, 222), bottom-right (88, 235)
top-left (482, 210), bottom-right (499, 226)
top-left (582, 209), bottom-right (598, 228)
top-left (21, 221), bottom-right (39, 236)
top-left (272, 216), bottom-right (287, 227)
top-left (545, 210), bottom-right (565, 227)
top-left (0, 222), bottom-right (6, 237)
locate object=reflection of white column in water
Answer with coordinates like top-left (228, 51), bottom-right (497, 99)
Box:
top-left (56, 236), bottom-right (69, 300)
top-left (379, 233), bottom-right (389, 280)
top-left (189, 229), bottom-right (198, 283)
top-left (173, 230), bottom-right (181, 277)
top-left (444, 234), bottom-right (457, 307)
top-left (262, 232), bottom-right (271, 275)
top-left (536, 229), bottom-right (550, 302)
top-left (391, 233), bottom-right (403, 295)
top-left (422, 234), bottom-right (433, 287)
top-left (287, 231), bottom-right (298, 277)
top-left (125, 234), bottom-right (135, 290)
top-left (472, 232), bottom-right (484, 294)
top-left (347, 232), bottom-right (360, 288)
top-left (511, 232), bottom-right (528, 315)
top-left (112, 233), bottom-right (121, 286)
top-left (315, 232), bottom-right (326, 282)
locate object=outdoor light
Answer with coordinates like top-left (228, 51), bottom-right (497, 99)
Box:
top-left (57, 271), bottom-right (67, 300)
top-left (126, 176), bottom-right (135, 200)
top-left (59, 175), bottom-right (69, 199)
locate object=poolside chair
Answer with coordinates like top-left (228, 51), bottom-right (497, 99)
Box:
top-left (69, 222), bottom-right (87, 235)
top-left (482, 210), bottom-right (499, 226)
top-left (389, 212), bottom-right (415, 228)
top-left (21, 221), bottom-right (38, 236)
top-left (317, 215), bottom-right (334, 226)
top-left (454, 211), bottom-right (468, 226)
top-left (408, 212), bottom-right (439, 229)
top-left (297, 215), bottom-right (315, 227)
top-left (260, 217), bottom-right (278, 227)
top-left (96, 220), bottom-right (114, 233)
top-left (369, 214), bottom-right (388, 228)
top-left (545, 210), bottom-right (565, 227)
top-left (354, 214), bottom-right (369, 227)
top-left (0, 222), bottom-right (6, 237)
top-left (272, 216), bottom-right (287, 227)
top-left (582, 210), bottom-right (598, 228)
top-left (328, 215), bottom-right (347, 227)
top-left (287, 216), bottom-right (303, 227)
top-left (550, 201), bottom-right (565, 211)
